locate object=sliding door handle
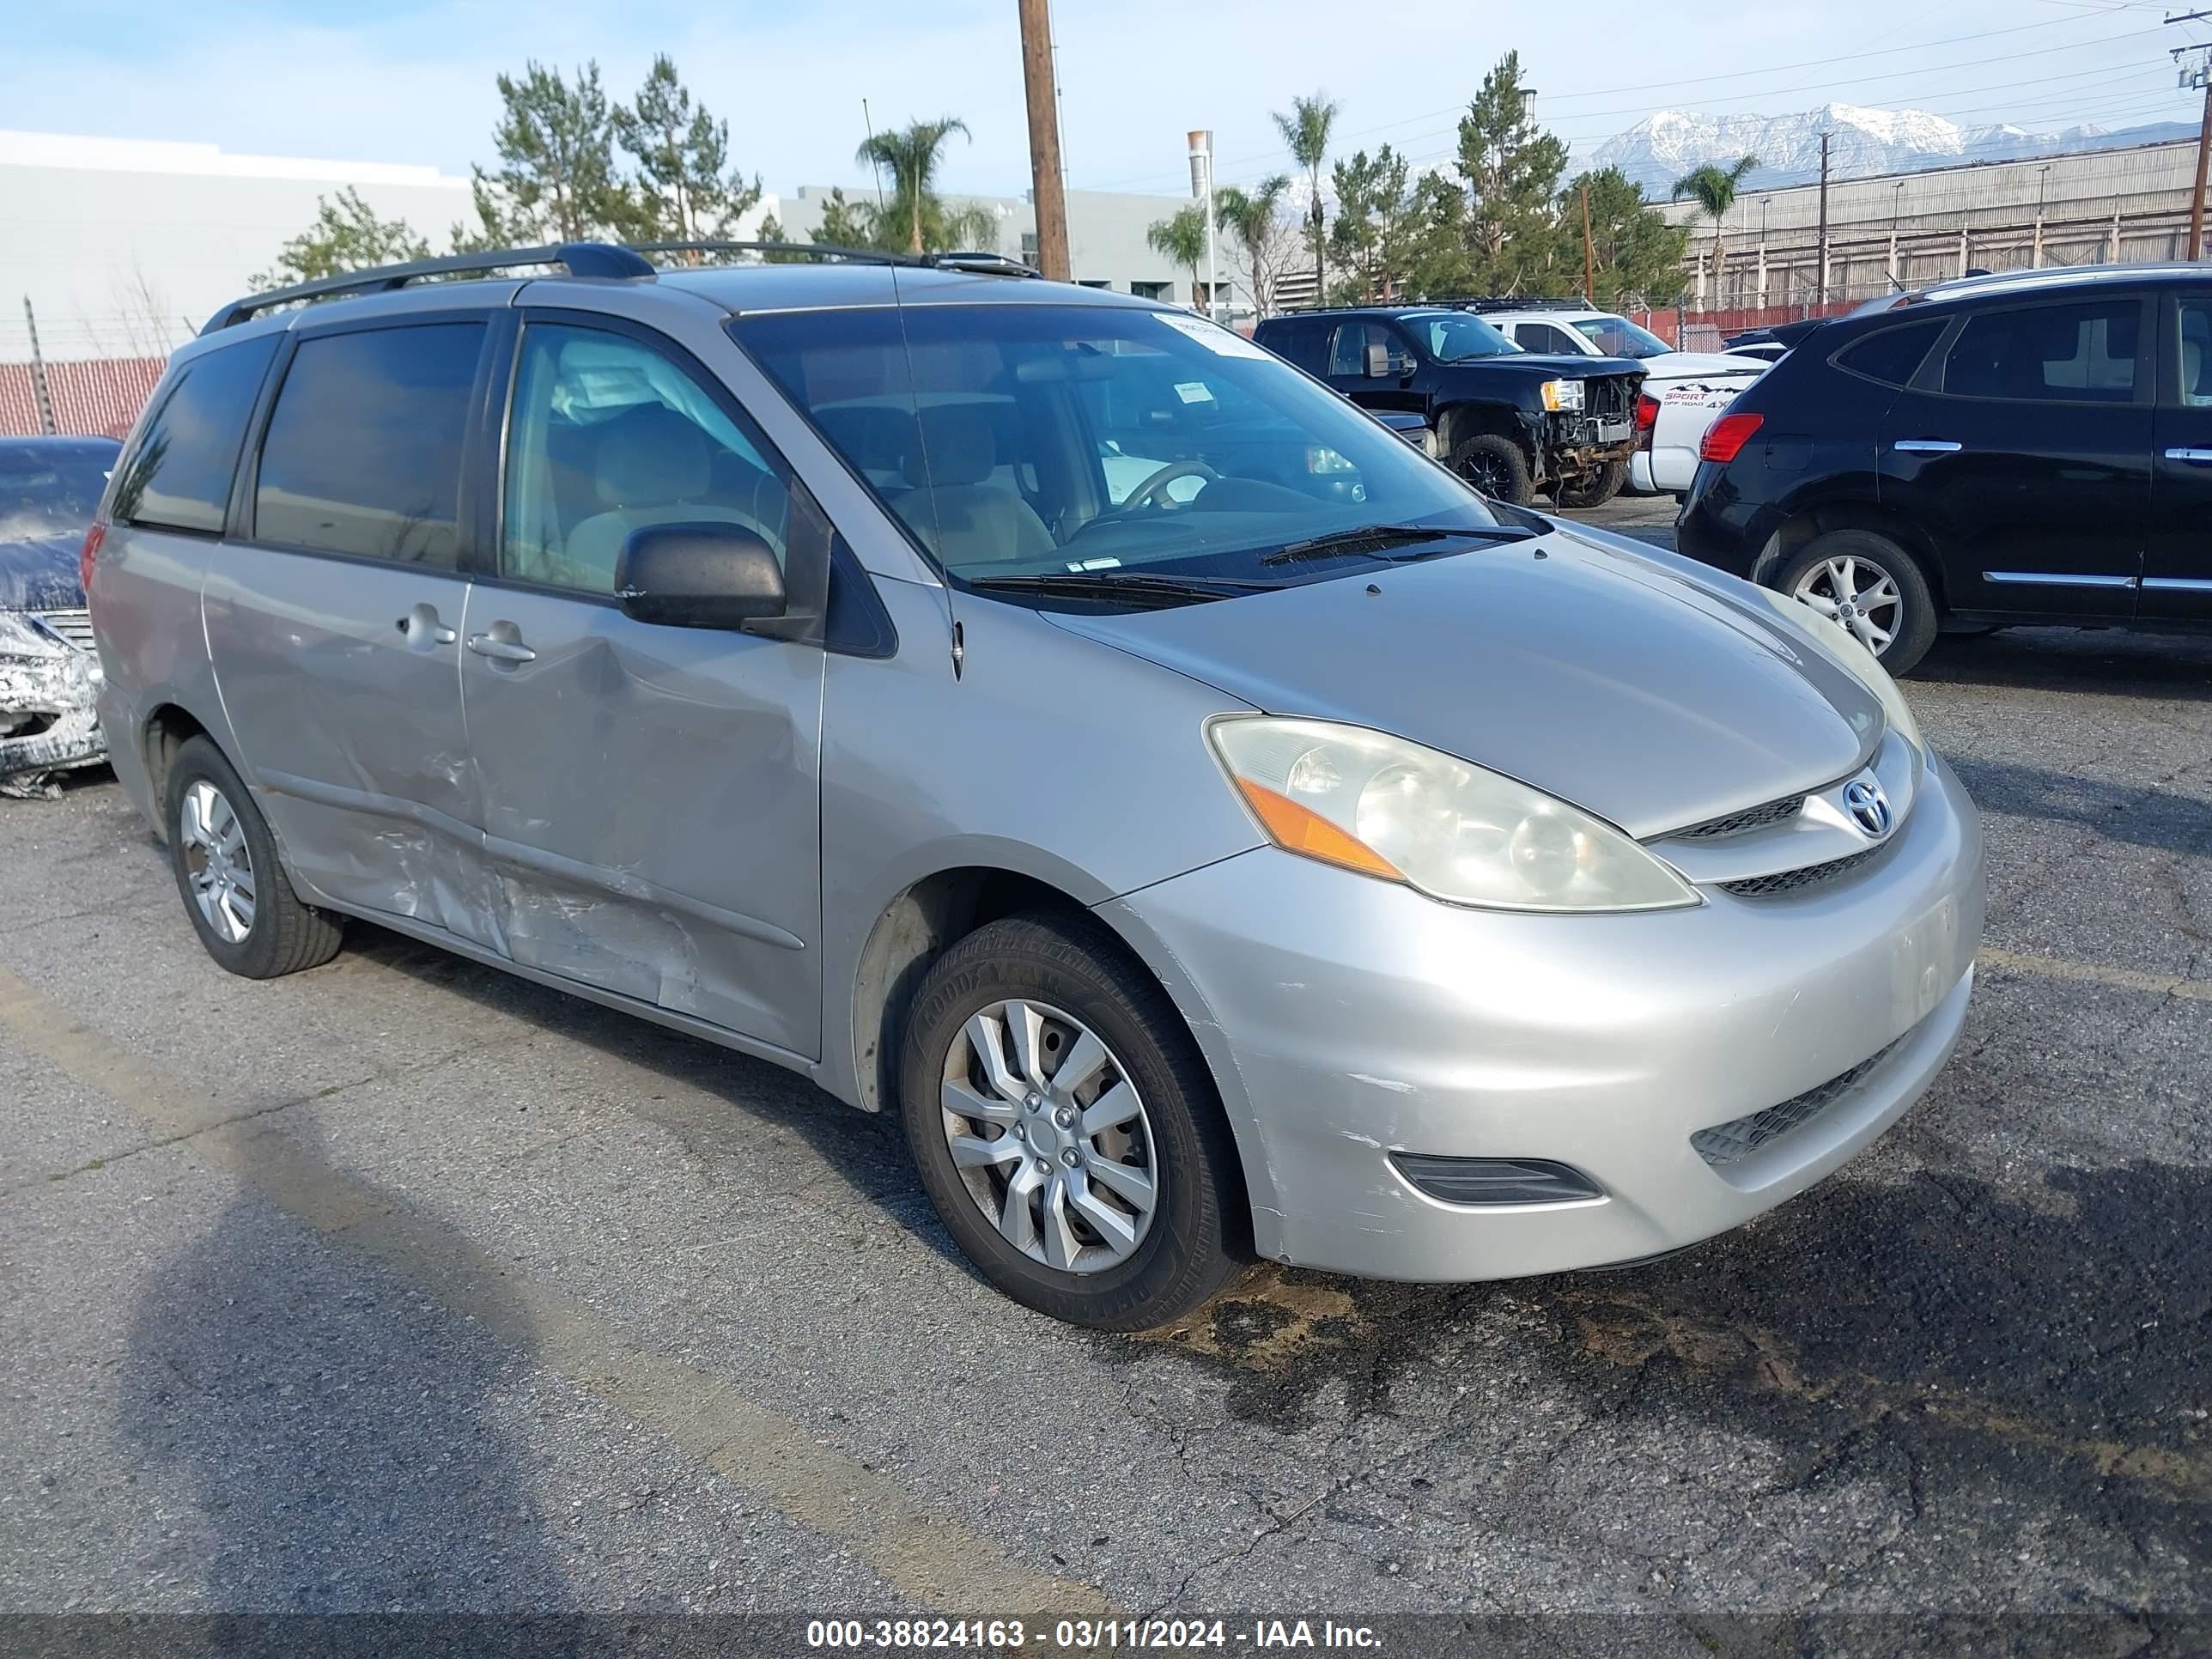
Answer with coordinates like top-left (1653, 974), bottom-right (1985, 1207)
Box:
top-left (1893, 439), bottom-right (1962, 454)
top-left (466, 633), bottom-right (537, 663)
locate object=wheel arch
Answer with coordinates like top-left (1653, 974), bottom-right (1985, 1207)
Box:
top-left (1754, 497), bottom-right (1951, 614)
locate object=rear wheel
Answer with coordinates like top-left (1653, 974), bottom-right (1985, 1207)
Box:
top-left (898, 911), bottom-right (1245, 1330)
top-left (1553, 457), bottom-right (1628, 509)
top-left (1775, 529), bottom-right (1939, 676)
top-left (1449, 433), bottom-right (1533, 505)
top-left (165, 736), bottom-right (343, 978)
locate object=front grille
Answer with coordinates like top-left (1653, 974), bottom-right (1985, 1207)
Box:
top-left (1671, 793), bottom-right (1807, 841)
top-left (1691, 1036), bottom-right (1907, 1167)
top-left (34, 609), bottom-right (94, 653)
top-left (1586, 376), bottom-right (1635, 423)
top-left (1720, 847), bottom-right (1881, 897)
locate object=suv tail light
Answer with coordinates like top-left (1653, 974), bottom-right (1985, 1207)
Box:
top-left (78, 519), bottom-right (107, 599)
top-left (1700, 412), bottom-right (1765, 465)
top-left (1635, 392), bottom-right (1659, 452)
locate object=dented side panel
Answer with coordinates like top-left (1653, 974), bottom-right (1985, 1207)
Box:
top-left (458, 585), bottom-right (826, 1059)
top-left (200, 544), bottom-right (499, 948)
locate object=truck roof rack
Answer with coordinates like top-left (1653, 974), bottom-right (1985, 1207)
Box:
top-left (199, 237), bottom-right (1036, 335)
top-left (1443, 296), bottom-right (1598, 313)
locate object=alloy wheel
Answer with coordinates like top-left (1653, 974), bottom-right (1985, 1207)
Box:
top-left (179, 779), bottom-right (257, 944)
top-left (939, 999), bottom-right (1158, 1274)
top-left (1791, 555), bottom-right (1905, 656)
top-left (1459, 451), bottom-right (1513, 498)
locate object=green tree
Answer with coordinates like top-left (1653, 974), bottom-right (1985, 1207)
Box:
top-left (809, 187), bottom-right (881, 251)
top-left (612, 53), bottom-right (762, 246)
top-left (464, 61), bottom-right (637, 246)
top-left (1146, 204), bottom-right (1209, 307)
top-left (1216, 175), bottom-right (1297, 318)
top-left (1671, 155), bottom-right (1759, 303)
top-left (250, 188), bottom-right (430, 289)
top-left (1568, 167), bottom-right (1689, 309)
top-left (1271, 92), bottom-right (1338, 303)
top-left (854, 117), bottom-right (994, 254)
top-left (1455, 52), bottom-right (1571, 295)
top-left (1328, 146), bottom-right (1444, 302)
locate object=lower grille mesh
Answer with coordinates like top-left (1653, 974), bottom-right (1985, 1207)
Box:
top-left (35, 608), bottom-right (95, 653)
top-left (1720, 847), bottom-right (1881, 897)
top-left (1691, 1036), bottom-right (1906, 1167)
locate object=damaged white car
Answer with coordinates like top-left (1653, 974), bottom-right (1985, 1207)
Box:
top-left (1, 436), bottom-right (117, 798)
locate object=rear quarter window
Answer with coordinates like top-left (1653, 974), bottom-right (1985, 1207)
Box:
top-left (111, 335), bottom-right (280, 534)
top-left (1832, 319), bottom-right (1948, 388)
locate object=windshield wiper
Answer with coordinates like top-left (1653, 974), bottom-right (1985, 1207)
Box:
top-left (1261, 523), bottom-right (1535, 566)
top-left (965, 570), bottom-right (1283, 605)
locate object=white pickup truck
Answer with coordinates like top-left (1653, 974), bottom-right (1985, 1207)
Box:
top-left (1476, 306), bottom-right (1768, 495)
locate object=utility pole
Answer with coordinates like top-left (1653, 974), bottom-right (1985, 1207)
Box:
top-left (1017, 0), bottom-right (1070, 281)
top-left (2174, 18), bottom-right (2212, 258)
top-left (1580, 180), bottom-right (1595, 305)
top-left (1189, 131), bottom-right (1219, 319)
top-left (22, 297), bottom-right (56, 436)
top-left (1815, 132), bottom-right (1832, 307)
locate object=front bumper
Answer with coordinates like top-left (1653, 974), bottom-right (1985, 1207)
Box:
top-left (1102, 753), bottom-right (1984, 1281)
top-left (0, 617), bottom-right (106, 796)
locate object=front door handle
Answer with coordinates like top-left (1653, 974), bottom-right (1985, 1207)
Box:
top-left (394, 603), bottom-right (457, 647)
top-left (2164, 447), bottom-right (2212, 464)
top-left (466, 632), bottom-right (537, 663)
top-left (1893, 439), bottom-right (1962, 454)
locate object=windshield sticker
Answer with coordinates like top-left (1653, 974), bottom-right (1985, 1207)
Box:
top-left (1153, 312), bottom-right (1271, 359)
top-left (1173, 380), bottom-right (1215, 404)
top-left (1066, 556), bottom-right (1122, 571)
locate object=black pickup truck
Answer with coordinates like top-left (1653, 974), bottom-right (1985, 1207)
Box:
top-left (1254, 307), bottom-right (1646, 507)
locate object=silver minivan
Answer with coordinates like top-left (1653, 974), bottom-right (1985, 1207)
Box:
top-left (89, 244), bottom-right (1984, 1329)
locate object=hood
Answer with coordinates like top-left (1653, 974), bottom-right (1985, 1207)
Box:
top-left (0, 534), bottom-right (86, 612)
top-left (1640, 350), bottom-right (1769, 383)
top-left (1473, 352), bottom-right (1644, 381)
top-left (1042, 528), bottom-right (1883, 840)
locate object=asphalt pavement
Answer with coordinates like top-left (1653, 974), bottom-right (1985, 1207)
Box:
top-left (3, 501), bottom-right (2207, 1653)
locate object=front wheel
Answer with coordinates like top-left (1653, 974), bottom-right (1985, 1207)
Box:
top-left (1553, 457), bottom-right (1628, 509)
top-left (1449, 433), bottom-right (1534, 506)
top-left (898, 912), bottom-right (1247, 1330)
top-left (1775, 529), bottom-right (1939, 676)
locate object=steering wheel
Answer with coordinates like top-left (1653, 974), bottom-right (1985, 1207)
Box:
top-left (1115, 459), bottom-right (1218, 515)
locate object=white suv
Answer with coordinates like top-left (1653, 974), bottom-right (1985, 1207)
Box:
top-left (1478, 307), bottom-right (1767, 495)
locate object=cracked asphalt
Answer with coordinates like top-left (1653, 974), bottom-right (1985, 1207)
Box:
top-left (2, 501), bottom-right (2208, 1648)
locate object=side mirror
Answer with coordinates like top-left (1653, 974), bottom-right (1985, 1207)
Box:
top-left (615, 522), bottom-right (787, 631)
top-left (1364, 341), bottom-right (1393, 379)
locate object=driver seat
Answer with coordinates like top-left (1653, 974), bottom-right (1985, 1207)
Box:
top-left (895, 404), bottom-right (1054, 564)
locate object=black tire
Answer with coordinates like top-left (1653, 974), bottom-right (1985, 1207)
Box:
top-left (165, 735), bottom-right (343, 979)
top-left (1553, 457), bottom-right (1628, 509)
top-left (897, 910), bottom-right (1247, 1331)
top-left (1773, 528), bottom-right (1941, 677)
top-left (1449, 432), bottom-right (1534, 505)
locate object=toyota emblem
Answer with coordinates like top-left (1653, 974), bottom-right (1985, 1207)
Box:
top-left (1843, 778), bottom-right (1893, 838)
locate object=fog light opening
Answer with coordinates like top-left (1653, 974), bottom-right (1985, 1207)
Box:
top-left (1389, 1154), bottom-right (1605, 1206)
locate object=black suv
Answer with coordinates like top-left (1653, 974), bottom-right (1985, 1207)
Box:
top-left (1255, 307), bottom-right (1644, 507)
top-left (1677, 264), bottom-right (2212, 675)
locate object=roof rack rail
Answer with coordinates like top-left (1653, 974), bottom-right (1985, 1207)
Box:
top-left (199, 241), bottom-right (659, 333)
top-left (1439, 296), bottom-right (1595, 313)
top-left (200, 237), bottom-right (1047, 334)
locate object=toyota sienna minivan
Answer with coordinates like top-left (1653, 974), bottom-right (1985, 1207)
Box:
top-left (88, 242), bottom-right (1984, 1330)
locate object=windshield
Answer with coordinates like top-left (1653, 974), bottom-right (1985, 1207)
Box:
top-left (1398, 312), bottom-right (1518, 362)
top-left (0, 442), bottom-right (117, 542)
top-left (730, 302), bottom-right (1498, 594)
top-left (1573, 315), bottom-right (1673, 359)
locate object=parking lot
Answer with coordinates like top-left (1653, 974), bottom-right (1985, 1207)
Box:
top-left (2, 500), bottom-right (2208, 1646)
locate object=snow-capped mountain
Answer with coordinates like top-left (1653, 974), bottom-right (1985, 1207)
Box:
top-left (1591, 103), bottom-right (2199, 195)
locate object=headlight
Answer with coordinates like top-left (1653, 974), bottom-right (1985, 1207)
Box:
top-left (1540, 379), bottom-right (1585, 413)
top-left (1207, 717), bottom-right (1698, 913)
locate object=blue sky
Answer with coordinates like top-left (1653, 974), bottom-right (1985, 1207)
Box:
top-left (5, 0), bottom-right (2203, 197)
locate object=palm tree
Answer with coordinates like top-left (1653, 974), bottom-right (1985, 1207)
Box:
top-left (1217, 175), bottom-right (1295, 318)
top-left (855, 116), bottom-right (972, 254)
top-left (1671, 155), bottom-right (1758, 307)
top-left (1146, 204), bottom-right (1210, 309)
top-left (1272, 93), bottom-right (1338, 303)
